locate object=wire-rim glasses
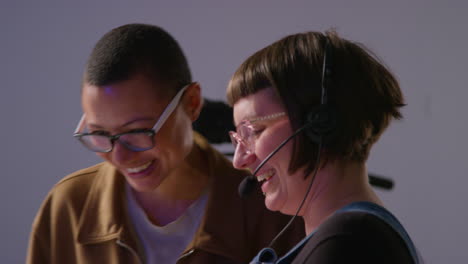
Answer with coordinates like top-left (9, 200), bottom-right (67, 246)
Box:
top-left (229, 112), bottom-right (286, 155)
top-left (73, 84), bottom-right (189, 153)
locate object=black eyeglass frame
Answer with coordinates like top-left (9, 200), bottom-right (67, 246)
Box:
top-left (73, 83), bottom-right (190, 153)
top-left (74, 129), bottom-right (156, 153)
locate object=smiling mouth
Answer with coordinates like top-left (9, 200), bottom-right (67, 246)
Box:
top-left (126, 161), bottom-right (153, 173)
top-left (257, 169), bottom-right (274, 183)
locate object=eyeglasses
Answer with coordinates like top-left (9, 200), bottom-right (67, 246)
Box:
top-left (229, 112), bottom-right (286, 154)
top-left (73, 84), bottom-right (189, 153)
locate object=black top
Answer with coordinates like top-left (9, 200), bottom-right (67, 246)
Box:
top-left (291, 211), bottom-right (413, 263)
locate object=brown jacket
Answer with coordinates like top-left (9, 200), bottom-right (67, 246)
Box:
top-left (27, 133), bottom-right (304, 264)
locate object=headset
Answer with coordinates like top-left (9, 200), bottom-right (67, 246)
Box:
top-left (193, 37), bottom-right (393, 261)
top-left (304, 36), bottom-right (336, 145)
top-left (239, 35), bottom-right (337, 196)
top-left (263, 36), bottom-right (337, 251)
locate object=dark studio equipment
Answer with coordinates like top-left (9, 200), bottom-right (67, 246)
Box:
top-left (192, 98), bottom-right (394, 191)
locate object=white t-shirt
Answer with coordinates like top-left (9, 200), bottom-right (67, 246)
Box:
top-left (126, 184), bottom-right (208, 264)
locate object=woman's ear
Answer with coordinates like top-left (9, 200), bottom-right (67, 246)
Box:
top-left (182, 82), bottom-right (203, 121)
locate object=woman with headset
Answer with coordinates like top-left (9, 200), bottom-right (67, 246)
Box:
top-left (226, 31), bottom-right (422, 263)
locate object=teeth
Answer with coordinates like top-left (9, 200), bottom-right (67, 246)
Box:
top-left (127, 161), bottom-right (152, 173)
top-left (257, 170), bottom-right (274, 182)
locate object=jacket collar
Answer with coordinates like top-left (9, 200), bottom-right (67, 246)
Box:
top-left (76, 162), bottom-right (138, 246)
top-left (75, 132), bottom-right (249, 262)
top-left (183, 133), bottom-right (250, 262)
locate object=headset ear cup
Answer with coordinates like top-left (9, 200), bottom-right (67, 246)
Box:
top-left (305, 105), bottom-right (336, 145)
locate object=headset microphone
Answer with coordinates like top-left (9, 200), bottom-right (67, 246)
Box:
top-left (238, 38), bottom-right (334, 261)
top-left (238, 125), bottom-right (310, 198)
top-left (239, 37), bottom-right (334, 199)
top-left (238, 176), bottom-right (257, 197)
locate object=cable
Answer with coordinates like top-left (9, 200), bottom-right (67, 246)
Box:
top-left (268, 137), bottom-right (323, 248)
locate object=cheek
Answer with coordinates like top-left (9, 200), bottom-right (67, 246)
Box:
top-left (158, 121), bottom-right (191, 149)
top-left (155, 115), bottom-right (193, 158)
top-left (256, 127), bottom-right (293, 164)
top-left (96, 152), bottom-right (109, 161)
top-left (162, 108), bottom-right (191, 138)
top-left (254, 138), bottom-right (275, 158)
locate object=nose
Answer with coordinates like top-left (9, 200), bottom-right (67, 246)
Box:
top-left (232, 144), bottom-right (256, 170)
top-left (111, 140), bottom-right (135, 164)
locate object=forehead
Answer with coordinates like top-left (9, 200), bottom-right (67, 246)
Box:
top-left (232, 87), bottom-right (285, 125)
top-left (83, 73), bottom-right (171, 98)
top-left (81, 75), bottom-right (172, 128)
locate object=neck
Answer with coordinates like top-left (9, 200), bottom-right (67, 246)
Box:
top-left (301, 160), bottom-right (382, 235)
top-left (132, 142), bottom-right (209, 226)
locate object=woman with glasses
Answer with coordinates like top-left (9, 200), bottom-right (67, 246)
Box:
top-left (227, 31), bottom-right (422, 263)
top-left (27, 23), bottom-right (304, 264)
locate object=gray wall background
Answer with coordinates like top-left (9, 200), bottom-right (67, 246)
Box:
top-left (1, 1), bottom-right (466, 263)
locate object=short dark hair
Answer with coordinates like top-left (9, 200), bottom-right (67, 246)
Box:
top-left (227, 30), bottom-right (404, 175)
top-left (84, 23), bottom-right (192, 94)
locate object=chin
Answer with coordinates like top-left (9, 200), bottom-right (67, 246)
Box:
top-left (266, 198), bottom-right (298, 216)
top-left (265, 196), bottom-right (284, 213)
top-left (126, 177), bottom-right (161, 193)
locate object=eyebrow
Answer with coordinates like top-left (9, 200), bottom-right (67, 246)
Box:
top-left (87, 117), bottom-right (156, 130)
top-left (250, 112), bottom-right (286, 122)
top-left (235, 112), bottom-right (267, 128)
